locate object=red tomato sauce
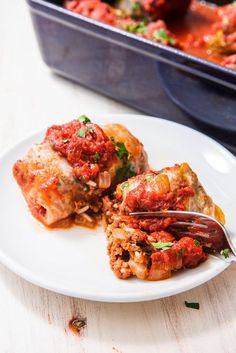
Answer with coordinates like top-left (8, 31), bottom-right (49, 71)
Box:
top-left (167, 2), bottom-right (222, 64)
top-left (123, 183), bottom-right (194, 212)
top-left (44, 119), bottom-right (115, 181)
top-left (151, 236), bottom-right (207, 270)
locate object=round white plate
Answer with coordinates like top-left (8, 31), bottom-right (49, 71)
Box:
top-left (0, 114), bottom-right (235, 302)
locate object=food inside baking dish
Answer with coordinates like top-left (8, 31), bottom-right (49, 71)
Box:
top-left (64, 0), bottom-right (236, 70)
top-left (103, 163), bottom-right (226, 280)
top-left (13, 116), bottom-right (148, 227)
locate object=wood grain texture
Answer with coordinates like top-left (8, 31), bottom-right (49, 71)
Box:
top-left (1, 1), bottom-right (236, 352)
top-left (1, 263), bottom-right (236, 353)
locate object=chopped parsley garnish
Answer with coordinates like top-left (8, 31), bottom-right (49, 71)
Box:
top-left (135, 21), bottom-right (148, 33)
top-left (77, 128), bottom-right (86, 138)
top-left (223, 17), bottom-right (229, 27)
top-left (220, 248), bottom-right (230, 259)
top-left (121, 181), bottom-right (129, 190)
top-left (153, 28), bottom-right (175, 45)
top-left (111, 136), bottom-right (135, 181)
top-left (87, 127), bottom-right (93, 133)
top-left (94, 152), bottom-right (100, 163)
top-left (116, 163), bottom-right (136, 182)
top-left (145, 175), bottom-right (154, 182)
top-left (184, 301), bottom-right (200, 310)
top-left (77, 115), bottom-right (91, 123)
top-left (116, 142), bottom-right (129, 162)
top-left (121, 21), bottom-right (148, 34)
top-left (131, 1), bottom-right (141, 11)
top-left (62, 138), bottom-right (68, 143)
top-left (152, 241), bottom-right (174, 251)
top-left (110, 137), bottom-right (129, 162)
top-left (194, 240), bottom-right (200, 247)
top-left (110, 136), bottom-right (115, 145)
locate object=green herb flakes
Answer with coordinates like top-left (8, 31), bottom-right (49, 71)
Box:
top-left (115, 142), bottom-right (129, 162)
top-left (145, 175), bottom-right (153, 182)
top-left (77, 115), bottom-right (91, 123)
top-left (77, 128), bottom-right (86, 138)
top-left (110, 136), bottom-right (115, 145)
top-left (220, 248), bottom-right (230, 259)
top-left (131, 1), bottom-right (141, 11)
top-left (223, 17), bottom-right (229, 27)
top-left (152, 241), bottom-right (174, 251)
top-left (153, 28), bottom-right (175, 45)
top-left (135, 22), bottom-right (148, 33)
top-left (110, 137), bottom-right (129, 162)
top-left (194, 240), bottom-right (200, 247)
top-left (116, 163), bottom-right (136, 182)
top-left (184, 301), bottom-right (200, 310)
top-left (121, 21), bottom-right (147, 34)
top-left (94, 152), bottom-right (100, 163)
top-left (121, 181), bottom-right (129, 190)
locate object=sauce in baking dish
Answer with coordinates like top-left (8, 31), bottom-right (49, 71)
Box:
top-left (168, 2), bottom-right (223, 64)
top-left (64, 0), bottom-right (236, 69)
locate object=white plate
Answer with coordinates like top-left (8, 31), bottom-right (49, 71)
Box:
top-left (0, 114), bottom-right (235, 303)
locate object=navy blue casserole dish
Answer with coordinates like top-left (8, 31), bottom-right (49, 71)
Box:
top-left (26, 0), bottom-right (236, 147)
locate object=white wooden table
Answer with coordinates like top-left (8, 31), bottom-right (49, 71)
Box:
top-left (1, 2), bottom-right (236, 352)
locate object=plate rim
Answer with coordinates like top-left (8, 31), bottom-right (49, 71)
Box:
top-left (0, 114), bottom-right (234, 302)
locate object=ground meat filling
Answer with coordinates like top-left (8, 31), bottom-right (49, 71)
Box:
top-left (106, 218), bottom-right (207, 280)
top-left (118, 215), bottom-right (176, 232)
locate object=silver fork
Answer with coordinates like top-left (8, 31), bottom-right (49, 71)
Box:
top-left (129, 211), bottom-right (236, 262)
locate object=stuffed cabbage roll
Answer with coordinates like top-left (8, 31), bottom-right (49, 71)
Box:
top-left (103, 163), bottom-right (225, 280)
top-left (13, 116), bottom-right (148, 227)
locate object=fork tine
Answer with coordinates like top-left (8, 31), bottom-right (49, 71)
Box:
top-left (130, 211), bottom-right (179, 218)
top-left (171, 221), bottom-right (208, 229)
top-left (129, 210), bottom-right (232, 255)
top-left (169, 230), bottom-right (210, 239)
